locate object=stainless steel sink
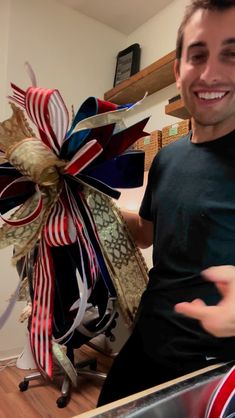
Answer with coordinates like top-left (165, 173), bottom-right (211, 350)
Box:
top-left (96, 363), bottom-right (235, 417)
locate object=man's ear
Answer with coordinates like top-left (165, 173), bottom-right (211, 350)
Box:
top-left (174, 59), bottom-right (181, 90)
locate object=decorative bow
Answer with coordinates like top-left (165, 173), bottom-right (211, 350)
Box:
top-left (0, 68), bottom-right (148, 379)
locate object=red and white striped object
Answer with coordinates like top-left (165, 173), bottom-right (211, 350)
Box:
top-left (64, 139), bottom-right (103, 176)
top-left (30, 239), bottom-right (55, 378)
top-left (205, 365), bottom-right (235, 418)
top-left (9, 84), bottom-right (68, 155)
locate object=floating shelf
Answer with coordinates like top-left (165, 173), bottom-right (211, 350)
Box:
top-left (104, 50), bottom-right (176, 105)
top-left (165, 98), bottom-right (190, 120)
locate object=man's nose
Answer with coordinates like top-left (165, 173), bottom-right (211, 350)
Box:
top-left (200, 57), bottom-right (222, 84)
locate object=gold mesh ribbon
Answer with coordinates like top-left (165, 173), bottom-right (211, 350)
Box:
top-left (85, 188), bottom-right (149, 326)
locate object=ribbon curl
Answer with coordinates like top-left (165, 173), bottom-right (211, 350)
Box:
top-left (0, 69), bottom-right (149, 379)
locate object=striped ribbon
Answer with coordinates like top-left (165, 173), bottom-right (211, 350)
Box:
top-left (0, 178), bottom-right (42, 226)
top-left (64, 139), bottom-right (103, 176)
top-left (206, 365), bottom-right (235, 417)
top-left (43, 194), bottom-right (76, 247)
top-left (9, 84), bottom-right (69, 155)
top-left (30, 239), bottom-right (54, 377)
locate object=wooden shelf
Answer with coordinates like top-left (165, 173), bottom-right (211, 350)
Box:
top-left (104, 50), bottom-right (190, 121)
top-left (104, 50), bottom-right (176, 105)
top-left (165, 98), bottom-right (190, 120)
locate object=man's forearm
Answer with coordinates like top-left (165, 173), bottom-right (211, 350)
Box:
top-left (121, 210), bottom-right (153, 249)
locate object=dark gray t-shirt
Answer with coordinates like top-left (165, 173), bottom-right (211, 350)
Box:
top-left (138, 130), bottom-right (235, 362)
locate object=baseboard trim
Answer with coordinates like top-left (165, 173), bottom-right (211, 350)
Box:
top-left (0, 347), bottom-right (22, 362)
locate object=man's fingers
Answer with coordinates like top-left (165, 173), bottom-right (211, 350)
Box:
top-left (191, 298), bottom-right (205, 307)
top-left (202, 265), bottom-right (235, 282)
top-left (202, 265), bottom-right (235, 302)
top-left (175, 268), bottom-right (235, 337)
top-left (174, 299), bottom-right (207, 320)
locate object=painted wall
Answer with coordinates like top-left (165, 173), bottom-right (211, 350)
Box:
top-left (4, 0), bottom-right (125, 114)
top-left (122, 0), bottom-right (189, 132)
top-left (0, 0), bottom-right (10, 120)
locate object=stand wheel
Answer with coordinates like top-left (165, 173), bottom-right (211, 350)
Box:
top-left (57, 395), bottom-right (68, 408)
top-left (19, 380), bottom-right (29, 391)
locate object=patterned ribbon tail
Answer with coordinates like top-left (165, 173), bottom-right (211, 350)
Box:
top-left (30, 239), bottom-right (55, 379)
top-left (84, 187), bottom-right (149, 326)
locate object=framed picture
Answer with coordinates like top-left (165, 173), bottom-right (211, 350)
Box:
top-left (113, 43), bottom-right (141, 87)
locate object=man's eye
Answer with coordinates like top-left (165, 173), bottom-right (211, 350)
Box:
top-left (222, 50), bottom-right (235, 59)
top-left (189, 54), bottom-right (206, 63)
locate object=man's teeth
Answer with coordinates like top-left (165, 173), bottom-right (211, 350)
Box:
top-left (197, 92), bottom-right (226, 100)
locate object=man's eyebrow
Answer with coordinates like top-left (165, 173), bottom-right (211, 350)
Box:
top-left (187, 41), bottom-right (206, 50)
top-left (186, 38), bottom-right (235, 50)
top-left (222, 38), bottom-right (235, 46)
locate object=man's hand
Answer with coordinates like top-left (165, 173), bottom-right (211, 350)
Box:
top-left (174, 265), bottom-right (235, 337)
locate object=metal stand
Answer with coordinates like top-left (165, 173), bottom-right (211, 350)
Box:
top-left (19, 355), bottom-right (106, 408)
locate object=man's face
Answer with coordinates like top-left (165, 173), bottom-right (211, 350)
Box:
top-left (175, 8), bottom-right (235, 135)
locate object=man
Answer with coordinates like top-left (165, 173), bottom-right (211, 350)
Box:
top-left (98, 0), bottom-right (235, 406)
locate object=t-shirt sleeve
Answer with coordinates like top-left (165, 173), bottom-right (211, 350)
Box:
top-left (139, 168), bottom-right (153, 222)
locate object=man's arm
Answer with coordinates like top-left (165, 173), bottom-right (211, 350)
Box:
top-left (121, 210), bottom-right (153, 249)
top-left (175, 265), bottom-right (235, 337)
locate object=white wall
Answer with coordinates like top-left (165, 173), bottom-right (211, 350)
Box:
top-left (3, 0), bottom-right (125, 116)
top-left (0, 0), bottom-right (10, 120)
top-left (128, 0), bottom-right (188, 67)
top-left (122, 0), bottom-right (189, 131)
top-left (0, 0), bottom-right (25, 360)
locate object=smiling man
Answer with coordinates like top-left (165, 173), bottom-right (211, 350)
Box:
top-left (174, 1), bottom-right (235, 337)
top-left (97, 0), bottom-right (235, 407)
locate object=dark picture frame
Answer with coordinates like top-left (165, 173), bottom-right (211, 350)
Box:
top-left (113, 43), bottom-right (141, 87)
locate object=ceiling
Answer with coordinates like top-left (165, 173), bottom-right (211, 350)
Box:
top-left (59, 0), bottom-right (174, 34)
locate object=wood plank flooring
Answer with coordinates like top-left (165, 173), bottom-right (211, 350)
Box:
top-left (0, 345), bottom-right (113, 418)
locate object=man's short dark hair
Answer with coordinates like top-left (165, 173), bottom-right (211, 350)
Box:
top-left (176, 0), bottom-right (235, 59)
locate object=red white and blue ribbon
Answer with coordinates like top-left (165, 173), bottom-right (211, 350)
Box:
top-left (0, 66), bottom-right (148, 378)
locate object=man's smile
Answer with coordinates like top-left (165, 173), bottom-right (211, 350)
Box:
top-left (195, 91), bottom-right (228, 100)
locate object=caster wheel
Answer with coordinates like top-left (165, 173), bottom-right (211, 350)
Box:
top-left (57, 396), bottom-right (68, 408)
top-left (19, 380), bottom-right (29, 391)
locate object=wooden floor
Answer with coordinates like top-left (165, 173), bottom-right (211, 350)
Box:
top-left (0, 345), bottom-right (113, 418)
